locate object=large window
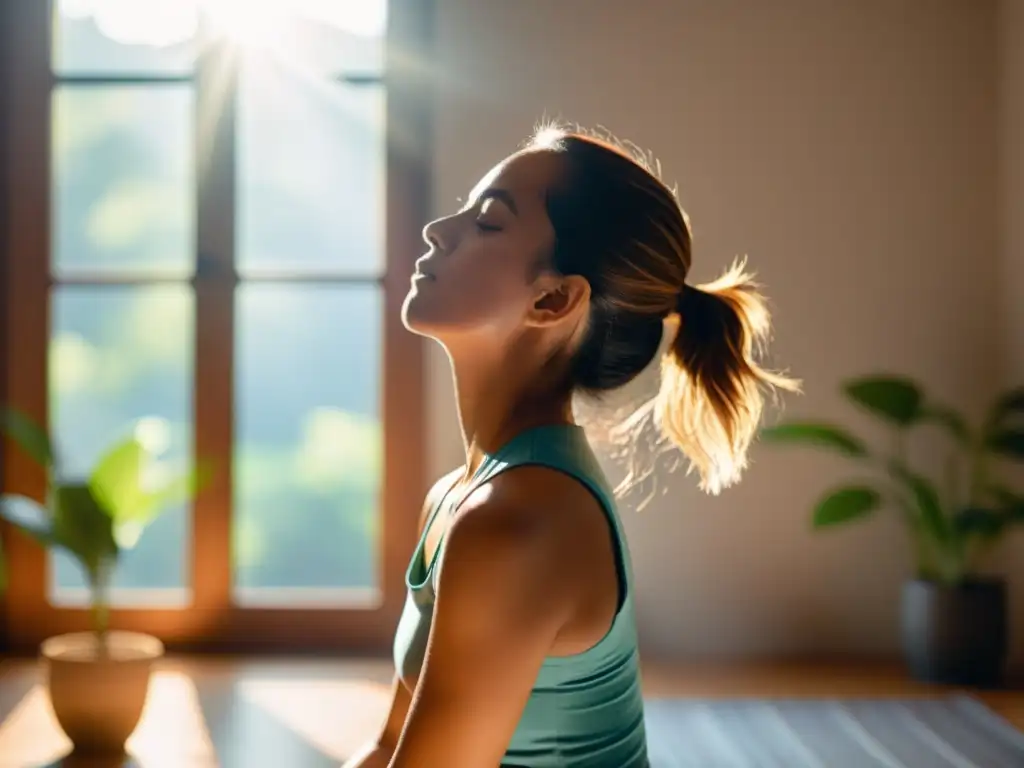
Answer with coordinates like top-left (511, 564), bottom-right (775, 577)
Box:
top-left (1, 0), bottom-right (429, 651)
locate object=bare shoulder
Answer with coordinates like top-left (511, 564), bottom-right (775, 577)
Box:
top-left (439, 466), bottom-right (610, 603)
top-left (468, 464), bottom-right (609, 543)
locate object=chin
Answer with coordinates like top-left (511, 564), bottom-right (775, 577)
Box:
top-left (400, 285), bottom-right (438, 336)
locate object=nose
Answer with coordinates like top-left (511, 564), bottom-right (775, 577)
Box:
top-left (422, 216), bottom-right (444, 251)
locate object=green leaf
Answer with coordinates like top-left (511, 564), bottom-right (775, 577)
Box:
top-left (919, 404), bottom-right (970, 445)
top-left (812, 486), bottom-right (881, 528)
top-left (113, 521), bottom-right (147, 550)
top-left (142, 461), bottom-right (211, 515)
top-left (953, 507), bottom-right (1005, 538)
top-left (51, 483), bottom-right (118, 574)
top-left (89, 435), bottom-right (148, 520)
top-left (991, 387), bottom-right (1024, 423)
top-left (0, 409), bottom-right (53, 468)
top-left (0, 494), bottom-right (55, 545)
top-left (888, 461), bottom-right (948, 545)
top-left (987, 429), bottom-right (1024, 459)
top-left (113, 462), bottom-right (212, 550)
top-left (844, 376), bottom-right (923, 425)
top-left (759, 423), bottom-right (868, 457)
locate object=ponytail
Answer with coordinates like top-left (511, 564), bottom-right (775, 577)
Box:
top-left (656, 259), bottom-right (801, 494)
top-left (525, 125), bottom-right (798, 494)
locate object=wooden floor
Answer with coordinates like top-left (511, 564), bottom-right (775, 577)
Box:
top-left (0, 656), bottom-right (1020, 767)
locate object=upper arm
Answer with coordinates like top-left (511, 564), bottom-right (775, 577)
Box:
top-left (388, 487), bottom-right (577, 768)
top-left (376, 467), bottom-right (464, 749)
top-left (377, 675), bottom-right (412, 752)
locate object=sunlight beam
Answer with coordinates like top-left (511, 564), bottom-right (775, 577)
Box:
top-left (59, 0), bottom-right (386, 50)
top-left (205, 0), bottom-right (286, 49)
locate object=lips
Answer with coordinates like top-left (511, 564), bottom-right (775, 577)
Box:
top-left (414, 256), bottom-right (439, 280)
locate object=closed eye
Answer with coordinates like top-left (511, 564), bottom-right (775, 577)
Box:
top-left (475, 220), bottom-right (503, 233)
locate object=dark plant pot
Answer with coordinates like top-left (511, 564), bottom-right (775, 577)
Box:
top-left (901, 577), bottom-right (1008, 688)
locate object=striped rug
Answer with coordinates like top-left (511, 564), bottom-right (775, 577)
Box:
top-left (643, 696), bottom-right (1024, 768)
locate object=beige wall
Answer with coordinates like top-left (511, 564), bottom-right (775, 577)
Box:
top-left (427, 0), bottom-right (1010, 660)
top-left (998, 0), bottom-right (1024, 660)
top-left (1001, 1), bottom-right (1024, 382)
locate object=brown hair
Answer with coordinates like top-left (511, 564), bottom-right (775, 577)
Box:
top-left (529, 124), bottom-right (800, 494)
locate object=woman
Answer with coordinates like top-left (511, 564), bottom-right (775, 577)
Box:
top-left (344, 125), bottom-right (798, 768)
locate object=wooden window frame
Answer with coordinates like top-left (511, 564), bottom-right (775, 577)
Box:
top-left (0, 0), bottom-right (12, 656)
top-left (0, 0), bottom-right (431, 654)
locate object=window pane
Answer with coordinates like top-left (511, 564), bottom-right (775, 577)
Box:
top-left (52, 86), bottom-right (194, 277)
top-left (237, 61), bottom-right (384, 276)
top-left (49, 286), bottom-right (194, 602)
top-left (217, 2), bottom-right (386, 75)
top-left (53, 0), bottom-right (199, 76)
top-left (234, 285), bottom-right (381, 599)
top-left (267, 2), bottom-right (386, 75)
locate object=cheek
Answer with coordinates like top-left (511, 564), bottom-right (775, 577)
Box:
top-left (403, 247), bottom-right (533, 334)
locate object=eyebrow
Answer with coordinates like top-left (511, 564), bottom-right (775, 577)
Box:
top-left (476, 187), bottom-right (519, 216)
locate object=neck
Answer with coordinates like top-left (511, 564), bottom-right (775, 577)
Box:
top-left (444, 341), bottom-right (574, 477)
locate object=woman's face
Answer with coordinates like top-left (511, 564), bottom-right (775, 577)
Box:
top-left (401, 149), bottom-right (567, 346)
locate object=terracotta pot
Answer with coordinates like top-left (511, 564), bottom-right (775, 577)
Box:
top-left (41, 631), bottom-right (164, 755)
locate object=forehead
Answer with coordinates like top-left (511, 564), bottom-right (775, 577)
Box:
top-left (468, 149), bottom-right (563, 212)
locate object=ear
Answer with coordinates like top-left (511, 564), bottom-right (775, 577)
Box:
top-left (524, 274), bottom-right (591, 328)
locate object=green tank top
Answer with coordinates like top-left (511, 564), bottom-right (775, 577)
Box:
top-left (393, 424), bottom-right (649, 767)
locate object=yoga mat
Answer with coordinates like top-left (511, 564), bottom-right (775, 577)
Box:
top-left (643, 695), bottom-right (1024, 768)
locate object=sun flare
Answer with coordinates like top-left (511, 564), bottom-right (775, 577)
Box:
top-left (58, 0), bottom-right (387, 50)
top-left (205, 0), bottom-right (284, 48)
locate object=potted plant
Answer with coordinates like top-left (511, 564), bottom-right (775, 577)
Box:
top-left (0, 408), bottom-right (206, 755)
top-left (759, 376), bottom-right (1024, 687)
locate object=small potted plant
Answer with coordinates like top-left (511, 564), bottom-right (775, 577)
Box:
top-left (760, 376), bottom-right (1024, 687)
top-left (0, 408), bottom-right (207, 755)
